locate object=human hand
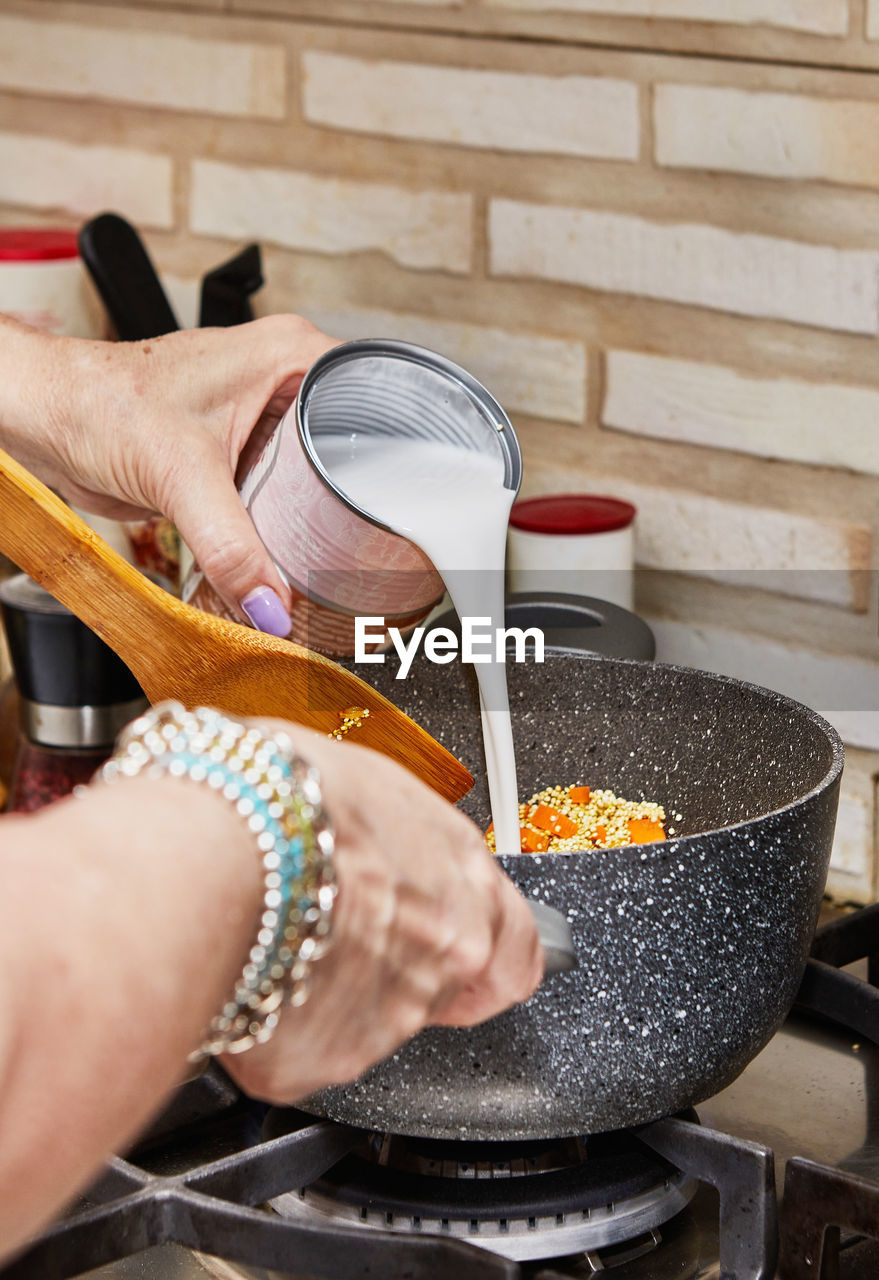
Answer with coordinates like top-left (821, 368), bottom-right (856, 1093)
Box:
top-left (219, 726), bottom-right (543, 1103)
top-left (0, 314), bottom-right (337, 633)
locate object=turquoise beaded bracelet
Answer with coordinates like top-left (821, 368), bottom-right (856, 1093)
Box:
top-left (98, 701), bottom-right (336, 1060)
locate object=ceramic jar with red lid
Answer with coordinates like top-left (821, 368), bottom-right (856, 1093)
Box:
top-left (507, 493), bottom-right (636, 610)
top-left (0, 227), bottom-right (102, 337)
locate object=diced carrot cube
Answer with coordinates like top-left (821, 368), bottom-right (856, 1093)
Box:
top-left (569, 786), bottom-right (591, 804)
top-left (627, 818), bottom-right (665, 844)
top-left (553, 814), bottom-right (578, 839)
top-left (530, 805), bottom-right (578, 839)
top-left (520, 826), bottom-right (550, 853)
top-left (529, 806), bottom-right (553, 832)
top-left (593, 825), bottom-right (607, 846)
top-left (485, 822), bottom-right (494, 840)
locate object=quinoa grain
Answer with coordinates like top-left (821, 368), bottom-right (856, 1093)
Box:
top-left (485, 784), bottom-right (668, 854)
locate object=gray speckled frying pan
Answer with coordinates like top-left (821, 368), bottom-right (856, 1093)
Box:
top-left (303, 609), bottom-right (842, 1141)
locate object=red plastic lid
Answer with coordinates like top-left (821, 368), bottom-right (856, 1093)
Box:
top-left (0, 229), bottom-right (80, 262)
top-left (510, 494), bottom-right (636, 535)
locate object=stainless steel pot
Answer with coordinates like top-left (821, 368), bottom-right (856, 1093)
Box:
top-left (303, 644), bottom-right (842, 1140)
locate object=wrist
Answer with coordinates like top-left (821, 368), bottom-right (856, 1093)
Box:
top-left (47, 768), bottom-right (265, 1038)
top-left (98, 703), bottom-right (337, 1059)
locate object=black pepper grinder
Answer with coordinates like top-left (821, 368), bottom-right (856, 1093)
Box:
top-left (0, 574), bottom-right (148, 812)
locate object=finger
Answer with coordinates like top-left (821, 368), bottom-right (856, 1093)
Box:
top-left (430, 874), bottom-right (543, 1027)
top-left (166, 443), bottom-right (292, 633)
top-left (399, 888), bottom-right (495, 1019)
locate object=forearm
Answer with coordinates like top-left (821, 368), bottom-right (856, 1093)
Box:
top-left (0, 774), bottom-right (262, 1254)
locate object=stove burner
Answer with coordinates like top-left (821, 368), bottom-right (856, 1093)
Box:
top-left (5, 1080), bottom-right (777, 1280)
top-left (269, 1127), bottom-right (698, 1261)
top-left (365, 1130), bottom-right (590, 1179)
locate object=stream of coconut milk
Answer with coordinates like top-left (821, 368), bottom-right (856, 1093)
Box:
top-left (315, 435), bottom-right (521, 854)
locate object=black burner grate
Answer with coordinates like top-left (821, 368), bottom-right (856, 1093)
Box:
top-left (21, 892), bottom-right (879, 1280)
top-left (2, 1109), bottom-right (519, 1280)
top-left (778, 905), bottom-right (879, 1279)
top-left (31, 894), bottom-right (879, 1280)
top-left (0, 1082), bottom-right (777, 1280)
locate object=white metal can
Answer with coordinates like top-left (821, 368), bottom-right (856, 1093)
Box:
top-left (185, 340), bottom-right (522, 655)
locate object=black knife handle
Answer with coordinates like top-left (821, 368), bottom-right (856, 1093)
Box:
top-left (78, 212), bottom-right (179, 341)
top-left (198, 243), bottom-right (263, 328)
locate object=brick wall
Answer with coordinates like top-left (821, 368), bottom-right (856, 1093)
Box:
top-left (0, 0), bottom-right (877, 899)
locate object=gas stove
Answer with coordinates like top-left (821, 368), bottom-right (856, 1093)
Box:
top-left (5, 904), bottom-right (879, 1280)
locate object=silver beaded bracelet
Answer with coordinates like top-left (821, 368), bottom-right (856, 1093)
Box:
top-left (97, 701), bottom-right (336, 1060)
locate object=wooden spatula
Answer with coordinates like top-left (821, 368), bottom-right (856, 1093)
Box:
top-left (0, 447), bottom-right (473, 803)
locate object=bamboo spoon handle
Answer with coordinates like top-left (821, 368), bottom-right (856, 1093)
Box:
top-left (0, 446), bottom-right (474, 803)
top-left (0, 446), bottom-right (176, 664)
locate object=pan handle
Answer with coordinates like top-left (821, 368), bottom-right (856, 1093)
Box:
top-left (527, 899), bottom-right (578, 978)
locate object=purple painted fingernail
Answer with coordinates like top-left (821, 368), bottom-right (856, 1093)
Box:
top-left (241, 587), bottom-right (291, 637)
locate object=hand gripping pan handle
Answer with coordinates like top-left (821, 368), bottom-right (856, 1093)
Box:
top-left (527, 899), bottom-right (578, 978)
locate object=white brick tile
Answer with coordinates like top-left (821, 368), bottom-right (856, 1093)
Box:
top-left (159, 287), bottom-right (586, 420)
top-left (0, 131), bottom-right (173, 228)
top-left (827, 760), bottom-right (876, 902)
top-left (604, 351), bottom-right (879, 476)
top-left (162, 275), bottom-right (201, 330)
top-left (648, 619), bottom-right (879, 751)
top-left (190, 160), bottom-right (471, 274)
top-left (831, 784), bottom-right (871, 877)
top-left (484, 0), bottom-right (848, 34)
top-left (489, 200), bottom-right (879, 333)
top-left (594, 479), bottom-right (870, 609)
top-left (302, 303), bottom-right (586, 423)
top-left (656, 85), bottom-right (879, 189)
top-left (0, 15), bottom-right (285, 118)
top-left (302, 52), bottom-right (638, 161)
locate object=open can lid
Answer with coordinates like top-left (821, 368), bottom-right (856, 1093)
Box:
top-left (510, 494), bottom-right (636, 536)
top-left (0, 228), bottom-right (80, 262)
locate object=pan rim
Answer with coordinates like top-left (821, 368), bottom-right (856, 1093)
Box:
top-left (496, 649), bottom-right (845, 857)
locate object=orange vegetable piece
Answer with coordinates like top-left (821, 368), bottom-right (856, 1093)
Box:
top-left (485, 822), bottom-right (494, 840)
top-left (593, 825), bottom-right (607, 845)
top-left (627, 818), bottom-right (666, 844)
top-left (530, 804), bottom-right (578, 839)
top-left (569, 786), bottom-right (591, 804)
top-left (520, 826), bottom-right (550, 853)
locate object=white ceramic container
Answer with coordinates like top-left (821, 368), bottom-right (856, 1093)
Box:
top-left (0, 228), bottom-right (102, 338)
top-left (507, 493), bottom-right (636, 610)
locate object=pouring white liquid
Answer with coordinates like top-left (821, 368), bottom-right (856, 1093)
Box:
top-left (316, 434), bottom-right (522, 854)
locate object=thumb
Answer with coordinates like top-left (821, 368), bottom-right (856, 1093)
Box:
top-left (169, 449), bottom-right (292, 637)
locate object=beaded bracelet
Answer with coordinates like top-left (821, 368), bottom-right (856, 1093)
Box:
top-left (96, 701), bottom-right (336, 1060)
